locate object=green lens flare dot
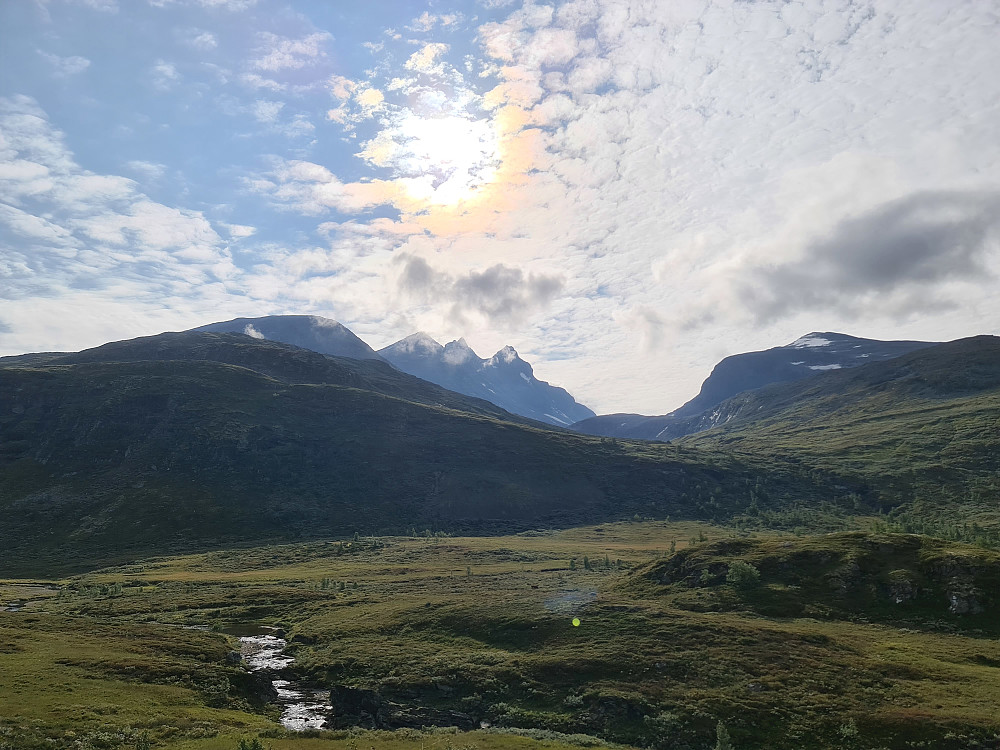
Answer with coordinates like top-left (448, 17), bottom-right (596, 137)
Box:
top-left (572, 618), bottom-right (581, 627)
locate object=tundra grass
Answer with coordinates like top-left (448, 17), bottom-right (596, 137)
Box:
top-left (4, 523), bottom-right (1000, 750)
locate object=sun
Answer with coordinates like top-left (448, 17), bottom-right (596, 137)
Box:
top-left (388, 113), bottom-right (502, 206)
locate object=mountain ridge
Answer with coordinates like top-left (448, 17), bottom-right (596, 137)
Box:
top-left (191, 314), bottom-right (386, 362)
top-left (0, 331), bottom-right (826, 576)
top-left (572, 331), bottom-right (938, 440)
top-left (379, 332), bottom-right (595, 427)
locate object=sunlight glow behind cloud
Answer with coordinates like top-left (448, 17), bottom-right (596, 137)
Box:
top-left (1, 0), bottom-right (999, 414)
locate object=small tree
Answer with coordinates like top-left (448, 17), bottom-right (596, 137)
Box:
top-left (726, 560), bottom-right (761, 590)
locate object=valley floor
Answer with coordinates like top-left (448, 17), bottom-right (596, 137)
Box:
top-left (2, 522), bottom-right (1000, 750)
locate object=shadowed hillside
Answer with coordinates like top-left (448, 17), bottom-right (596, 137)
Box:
top-left (0, 333), bottom-right (835, 576)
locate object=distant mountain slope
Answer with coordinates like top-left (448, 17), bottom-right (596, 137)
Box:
top-left (58, 331), bottom-right (525, 423)
top-left (682, 335), bottom-right (1000, 507)
top-left (0, 332), bottom-right (828, 576)
top-left (192, 315), bottom-right (385, 362)
top-left (379, 333), bottom-right (595, 427)
top-left (573, 332), bottom-right (937, 440)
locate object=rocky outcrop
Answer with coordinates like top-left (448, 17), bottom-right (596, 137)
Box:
top-left (327, 685), bottom-right (476, 730)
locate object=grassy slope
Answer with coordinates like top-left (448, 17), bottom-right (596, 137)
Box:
top-left (5, 523), bottom-right (1000, 750)
top-left (0, 334), bottom-right (837, 577)
top-left (681, 336), bottom-right (1000, 518)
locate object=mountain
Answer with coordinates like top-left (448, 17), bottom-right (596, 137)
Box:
top-left (191, 315), bottom-right (385, 361)
top-left (572, 331), bottom-right (937, 440)
top-left (681, 335), bottom-right (1000, 510)
top-left (0, 331), bottom-right (829, 576)
top-left (378, 333), bottom-right (595, 427)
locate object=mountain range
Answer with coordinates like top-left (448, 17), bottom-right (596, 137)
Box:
top-left (2, 321), bottom-right (998, 575)
top-left (1, 331), bottom-right (815, 576)
top-left (572, 331), bottom-right (938, 440)
top-left (377, 333), bottom-right (594, 426)
top-left (188, 316), bottom-right (593, 427)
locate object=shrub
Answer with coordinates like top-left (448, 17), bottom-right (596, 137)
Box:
top-left (726, 560), bottom-right (761, 590)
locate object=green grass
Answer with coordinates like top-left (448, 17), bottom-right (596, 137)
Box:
top-left (4, 523), bottom-right (1000, 750)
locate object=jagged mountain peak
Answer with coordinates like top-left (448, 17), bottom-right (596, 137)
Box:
top-left (379, 335), bottom-right (593, 426)
top-left (489, 345), bottom-right (521, 365)
top-left (442, 338), bottom-right (479, 365)
top-left (391, 332), bottom-right (444, 354)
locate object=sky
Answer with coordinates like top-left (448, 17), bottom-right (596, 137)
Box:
top-left (1, 0), bottom-right (999, 415)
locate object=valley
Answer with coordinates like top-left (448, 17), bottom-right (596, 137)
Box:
top-left (2, 325), bottom-right (999, 749)
top-left (3, 522), bottom-right (1000, 750)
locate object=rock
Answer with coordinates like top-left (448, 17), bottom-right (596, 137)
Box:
top-left (886, 571), bottom-right (917, 605)
top-left (326, 685), bottom-right (476, 730)
top-left (327, 685), bottom-right (386, 729)
top-left (385, 705), bottom-right (475, 730)
top-left (947, 585), bottom-right (984, 615)
top-left (225, 650), bottom-right (243, 665)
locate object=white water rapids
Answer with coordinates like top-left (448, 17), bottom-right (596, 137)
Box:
top-left (238, 632), bottom-right (330, 731)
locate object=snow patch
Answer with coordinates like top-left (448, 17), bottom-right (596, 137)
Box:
top-left (791, 335), bottom-right (832, 348)
top-left (519, 372), bottom-right (531, 383)
top-left (809, 364), bottom-right (842, 371)
top-left (790, 361), bottom-right (805, 365)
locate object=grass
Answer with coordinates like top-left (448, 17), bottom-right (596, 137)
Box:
top-left (4, 522), bottom-right (1000, 749)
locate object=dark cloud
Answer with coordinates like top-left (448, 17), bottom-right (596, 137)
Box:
top-left (396, 253), bottom-right (564, 324)
top-left (738, 190), bottom-right (1000, 323)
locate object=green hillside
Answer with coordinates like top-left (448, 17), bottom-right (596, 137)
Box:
top-left (682, 336), bottom-right (1000, 527)
top-left (0, 333), bottom-right (832, 576)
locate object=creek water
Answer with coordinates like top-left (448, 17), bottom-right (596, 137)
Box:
top-left (232, 627), bottom-right (331, 731)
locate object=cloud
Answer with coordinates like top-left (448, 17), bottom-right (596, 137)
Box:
top-left (405, 43), bottom-right (450, 73)
top-left (180, 29), bottom-right (218, 50)
top-left (732, 190), bottom-right (1000, 323)
top-left (0, 96), bottom-right (244, 354)
top-left (124, 160), bottom-right (166, 180)
top-left (252, 99), bottom-right (284, 123)
top-left (149, 0), bottom-right (257, 9)
top-left (151, 59), bottom-right (180, 90)
top-left (73, 0), bottom-right (117, 11)
top-left (252, 32), bottom-right (331, 72)
top-left (37, 51), bottom-right (91, 77)
top-left (396, 253), bottom-right (564, 325)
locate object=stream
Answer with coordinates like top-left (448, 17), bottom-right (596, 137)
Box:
top-left (233, 628), bottom-right (332, 731)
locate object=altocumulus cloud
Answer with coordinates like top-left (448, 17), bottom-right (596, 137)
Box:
top-left (736, 190), bottom-right (1000, 323)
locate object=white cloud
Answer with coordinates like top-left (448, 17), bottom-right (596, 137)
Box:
top-left (149, 0), bottom-right (257, 9)
top-left (180, 29), bottom-right (218, 50)
top-left (37, 51), bottom-right (91, 77)
top-left (124, 160), bottom-right (166, 180)
top-left (0, 96), bottom-right (247, 355)
top-left (252, 99), bottom-right (284, 123)
top-left (252, 32), bottom-right (331, 72)
top-left (150, 59), bottom-right (180, 90)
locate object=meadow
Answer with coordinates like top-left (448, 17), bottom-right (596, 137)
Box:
top-left (3, 521), bottom-right (1000, 750)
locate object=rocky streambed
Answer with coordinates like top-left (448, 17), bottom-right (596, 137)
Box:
top-left (232, 626), bottom-right (478, 732)
top-left (234, 628), bottom-right (331, 731)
